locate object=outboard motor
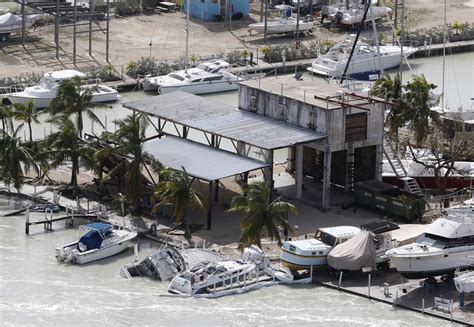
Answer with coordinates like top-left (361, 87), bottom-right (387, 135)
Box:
top-left (334, 11), bottom-right (344, 26)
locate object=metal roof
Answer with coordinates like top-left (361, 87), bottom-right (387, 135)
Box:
top-left (123, 91), bottom-right (325, 150)
top-left (143, 136), bottom-right (269, 181)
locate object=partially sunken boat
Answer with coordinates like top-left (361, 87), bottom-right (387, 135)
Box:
top-left (167, 246), bottom-right (278, 298)
top-left (120, 246), bottom-right (224, 281)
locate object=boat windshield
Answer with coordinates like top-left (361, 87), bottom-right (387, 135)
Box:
top-left (315, 230), bottom-right (337, 247)
top-left (419, 233), bottom-right (474, 248)
top-left (168, 73), bottom-right (185, 81)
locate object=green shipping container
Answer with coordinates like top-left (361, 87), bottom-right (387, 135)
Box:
top-left (354, 180), bottom-right (426, 222)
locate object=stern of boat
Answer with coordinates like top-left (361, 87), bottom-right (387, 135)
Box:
top-left (168, 275), bottom-right (193, 296)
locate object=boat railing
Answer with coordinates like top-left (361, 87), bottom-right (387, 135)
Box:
top-left (0, 83), bottom-right (31, 96)
top-left (82, 78), bottom-right (102, 86)
top-left (425, 186), bottom-right (474, 208)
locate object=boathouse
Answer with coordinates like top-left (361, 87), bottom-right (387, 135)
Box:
top-left (238, 76), bottom-right (386, 209)
top-left (183, 0), bottom-right (249, 21)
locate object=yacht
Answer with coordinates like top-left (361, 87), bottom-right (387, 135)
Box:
top-left (56, 223), bottom-right (137, 264)
top-left (454, 271), bottom-right (474, 293)
top-left (386, 215), bottom-right (474, 279)
top-left (307, 36), bottom-right (417, 79)
top-left (0, 13), bottom-right (44, 42)
top-left (141, 59), bottom-right (234, 92)
top-left (280, 226), bottom-right (361, 270)
top-left (7, 69), bottom-right (119, 109)
top-left (248, 12), bottom-right (314, 35)
top-left (167, 246), bottom-right (276, 298)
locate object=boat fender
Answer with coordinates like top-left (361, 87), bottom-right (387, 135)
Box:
top-left (150, 223), bottom-right (157, 236)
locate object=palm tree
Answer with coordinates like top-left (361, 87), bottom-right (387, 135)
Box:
top-left (102, 113), bottom-right (161, 211)
top-left (12, 101), bottom-right (39, 142)
top-left (372, 73), bottom-right (405, 150)
top-left (46, 76), bottom-right (105, 138)
top-left (152, 168), bottom-right (207, 237)
top-left (228, 181), bottom-right (296, 250)
top-left (0, 125), bottom-right (39, 191)
top-left (402, 74), bottom-right (439, 145)
top-left (41, 116), bottom-right (95, 192)
top-left (0, 104), bottom-right (13, 132)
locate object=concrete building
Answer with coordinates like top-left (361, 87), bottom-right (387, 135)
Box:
top-left (238, 76), bottom-right (386, 209)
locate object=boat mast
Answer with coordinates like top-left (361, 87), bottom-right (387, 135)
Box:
top-left (340, 1), bottom-right (371, 83)
top-left (441, 0), bottom-right (447, 110)
top-left (398, 0), bottom-right (405, 83)
top-left (369, 1), bottom-right (383, 77)
top-left (185, 0), bottom-right (190, 72)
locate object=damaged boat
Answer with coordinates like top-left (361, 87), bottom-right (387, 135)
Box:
top-left (120, 246), bottom-right (224, 281)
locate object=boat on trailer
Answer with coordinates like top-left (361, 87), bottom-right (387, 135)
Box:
top-left (56, 223), bottom-right (137, 264)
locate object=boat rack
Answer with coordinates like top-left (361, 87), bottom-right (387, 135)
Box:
top-left (14, 0), bottom-right (111, 65)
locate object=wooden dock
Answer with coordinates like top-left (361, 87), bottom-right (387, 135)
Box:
top-left (314, 270), bottom-right (472, 326)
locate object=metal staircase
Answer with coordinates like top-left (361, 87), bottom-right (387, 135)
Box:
top-left (383, 134), bottom-right (424, 196)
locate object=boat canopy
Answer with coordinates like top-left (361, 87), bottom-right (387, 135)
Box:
top-left (43, 69), bottom-right (86, 81)
top-left (360, 220), bottom-right (399, 234)
top-left (84, 223), bottom-right (113, 231)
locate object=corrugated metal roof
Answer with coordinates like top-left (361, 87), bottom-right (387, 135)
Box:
top-left (143, 136), bottom-right (269, 181)
top-left (124, 91), bottom-right (325, 150)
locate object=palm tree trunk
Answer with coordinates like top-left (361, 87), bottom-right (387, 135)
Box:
top-left (71, 157), bottom-right (78, 194)
top-left (184, 209), bottom-right (190, 238)
top-left (28, 122), bottom-right (32, 143)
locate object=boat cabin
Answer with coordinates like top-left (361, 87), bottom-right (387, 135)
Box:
top-left (315, 226), bottom-right (362, 247)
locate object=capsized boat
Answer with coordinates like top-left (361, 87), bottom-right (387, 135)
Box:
top-left (120, 246), bottom-right (224, 281)
top-left (7, 69), bottom-right (119, 109)
top-left (167, 246), bottom-right (277, 298)
top-left (56, 223), bottom-right (137, 264)
top-left (142, 59), bottom-right (234, 92)
top-left (307, 36), bottom-right (417, 79)
top-left (248, 13), bottom-right (314, 35)
top-left (386, 214), bottom-right (474, 279)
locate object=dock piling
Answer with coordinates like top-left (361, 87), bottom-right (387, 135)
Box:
top-left (368, 273), bottom-right (371, 299)
top-left (338, 271), bottom-right (343, 290)
top-left (134, 243), bottom-right (139, 261)
top-left (25, 207), bottom-right (30, 235)
top-left (422, 298), bottom-right (425, 313)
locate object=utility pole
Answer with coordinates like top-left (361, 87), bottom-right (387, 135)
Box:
top-left (441, 0), bottom-right (447, 110)
top-left (264, 0), bottom-right (268, 43)
top-left (296, 0), bottom-right (300, 40)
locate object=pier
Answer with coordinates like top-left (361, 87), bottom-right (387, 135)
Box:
top-left (314, 271), bottom-right (473, 326)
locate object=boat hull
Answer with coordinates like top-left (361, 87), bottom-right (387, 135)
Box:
top-left (249, 21), bottom-right (313, 34)
top-left (158, 80), bottom-right (238, 95)
top-left (7, 86), bottom-right (118, 109)
top-left (280, 249), bottom-right (328, 270)
top-left (389, 249), bottom-right (474, 279)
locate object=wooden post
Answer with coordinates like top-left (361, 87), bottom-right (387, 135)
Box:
top-left (338, 271), bottom-right (343, 290)
top-left (207, 181), bottom-right (213, 230)
top-left (25, 207), bottom-right (30, 234)
top-left (214, 179), bottom-right (219, 202)
top-left (368, 273), bottom-right (371, 299)
top-left (422, 298), bottom-right (425, 313)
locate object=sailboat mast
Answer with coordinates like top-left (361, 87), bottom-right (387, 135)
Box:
top-left (398, 0), bottom-right (405, 83)
top-left (369, 1), bottom-right (383, 77)
top-left (441, 0), bottom-right (447, 110)
top-left (185, 0), bottom-right (190, 72)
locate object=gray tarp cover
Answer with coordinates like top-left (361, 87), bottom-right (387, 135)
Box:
top-left (327, 230), bottom-right (376, 271)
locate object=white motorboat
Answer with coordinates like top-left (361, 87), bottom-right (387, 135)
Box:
top-left (248, 13), bottom-right (314, 35)
top-left (386, 214), bottom-right (474, 279)
top-left (0, 13), bottom-right (44, 42)
top-left (155, 66), bottom-right (240, 95)
top-left (167, 246), bottom-right (276, 298)
top-left (454, 270), bottom-right (474, 293)
top-left (7, 69), bottom-right (119, 109)
top-left (142, 59), bottom-right (233, 92)
top-left (280, 226), bottom-right (361, 270)
top-left (330, 5), bottom-right (392, 26)
top-left (56, 223), bottom-right (137, 264)
top-left (307, 36), bottom-right (417, 79)
top-left (274, 267), bottom-right (312, 284)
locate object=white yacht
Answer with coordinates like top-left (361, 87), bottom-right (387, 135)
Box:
top-left (0, 13), bottom-right (44, 42)
top-left (280, 226), bottom-right (361, 270)
top-left (454, 271), bottom-right (474, 293)
top-left (142, 59), bottom-right (234, 92)
top-left (167, 246), bottom-right (276, 298)
top-left (56, 223), bottom-right (137, 264)
top-left (248, 13), bottom-right (314, 35)
top-left (307, 36), bottom-right (417, 79)
top-left (7, 69), bottom-right (119, 109)
top-left (386, 215), bottom-right (474, 279)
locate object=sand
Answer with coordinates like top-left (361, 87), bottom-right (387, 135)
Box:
top-left (0, 0), bottom-right (473, 78)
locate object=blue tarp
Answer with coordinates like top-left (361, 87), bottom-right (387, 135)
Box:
top-left (78, 223), bottom-right (112, 251)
